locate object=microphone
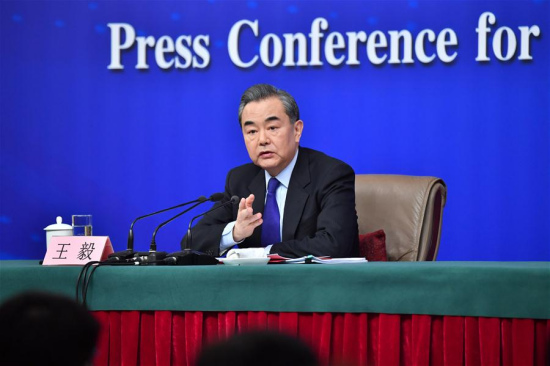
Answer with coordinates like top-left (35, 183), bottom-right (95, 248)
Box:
top-left (185, 195), bottom-right (239, 250)
top-left (146, 195), bottom-right (224, 264)
top-left (127, 196), bottom-right (211, 250)
top-left (164, 195), bottom-right (239, 265)
top-left (108, 193), bottom-right (223, 263)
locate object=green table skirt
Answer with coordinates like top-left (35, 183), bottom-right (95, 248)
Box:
top-left (0, 261), bottom-right (548, 319)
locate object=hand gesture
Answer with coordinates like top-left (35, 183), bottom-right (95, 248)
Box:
top-left (232, 194), bottom-right (263, 242)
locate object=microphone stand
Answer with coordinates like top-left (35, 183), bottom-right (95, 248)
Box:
top-left (165, 196), bottom-right (239, 265)
top-left (146, 200), bottom-right (207, 264)
top-left (109, 196), bottom-right (208, 262)
top-left (128, 197), bottom-right (207, 250)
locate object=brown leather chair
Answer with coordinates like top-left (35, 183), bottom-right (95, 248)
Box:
top-left (355, 175), bottom-right (447, 261)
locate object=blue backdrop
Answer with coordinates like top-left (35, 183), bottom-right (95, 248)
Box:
top-left (1, 0), bottom-right (548, 260)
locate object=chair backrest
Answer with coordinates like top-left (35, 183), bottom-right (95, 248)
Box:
top-left (355, 175), bottom-right (447, 261)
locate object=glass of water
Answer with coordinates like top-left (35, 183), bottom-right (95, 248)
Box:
top-left (72, 215), bottom-right (93, 236)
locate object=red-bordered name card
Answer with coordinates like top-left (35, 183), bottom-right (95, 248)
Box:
top-left (43, 236), bottom-right (114, 266)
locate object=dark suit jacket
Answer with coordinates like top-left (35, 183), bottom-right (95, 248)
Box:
top-left (190, 147), bottom-right (359, 258)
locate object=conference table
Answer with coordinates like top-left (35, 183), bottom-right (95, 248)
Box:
top-left (0, 260), bottom-right (548, 366)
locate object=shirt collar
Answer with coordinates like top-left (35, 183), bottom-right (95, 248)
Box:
top-left (265, 148), bottom-right (299, 189)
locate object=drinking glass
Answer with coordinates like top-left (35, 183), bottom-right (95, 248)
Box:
top-left (72, 215), bottom-right (93, 236)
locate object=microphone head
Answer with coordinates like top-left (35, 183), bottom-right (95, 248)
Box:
top-left (198, 196), bottom-right (208, 202)
top-left (230, 195), bottom-right (239, 204)
top-left (209, 192), bottom-right (224, 202)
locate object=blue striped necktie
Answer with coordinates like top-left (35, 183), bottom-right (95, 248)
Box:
top-left (261, 178), bottom-right (281, 246)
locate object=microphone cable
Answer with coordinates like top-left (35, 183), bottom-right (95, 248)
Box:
top-left (76, 259), bottom-right (135, 307)
top-left (75, 261), bottom-right (99, 305)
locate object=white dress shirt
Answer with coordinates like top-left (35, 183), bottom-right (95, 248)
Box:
top-left (219, 149), bottom-right (299, 254)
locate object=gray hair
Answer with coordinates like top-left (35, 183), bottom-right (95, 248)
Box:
top-left (238, 84), bottom-right (300, 125)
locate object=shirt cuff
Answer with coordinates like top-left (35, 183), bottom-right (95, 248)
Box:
top-left (264, 245), bottom-right (273, 255)
top-left (220, 221), bottom-right (242, 252)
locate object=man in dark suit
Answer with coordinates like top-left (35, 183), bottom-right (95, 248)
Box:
top-left (191, 84), bottom-right (358, 258)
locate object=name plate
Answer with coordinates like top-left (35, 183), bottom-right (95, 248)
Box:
top-left (43, 236), bottom-right (114, 265)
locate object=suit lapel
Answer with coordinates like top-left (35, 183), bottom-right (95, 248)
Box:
top-left (282, 148), bottom-right (311, 241)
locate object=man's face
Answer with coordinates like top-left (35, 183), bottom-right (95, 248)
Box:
top-left (241, 97), bottom-right (303, 177)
